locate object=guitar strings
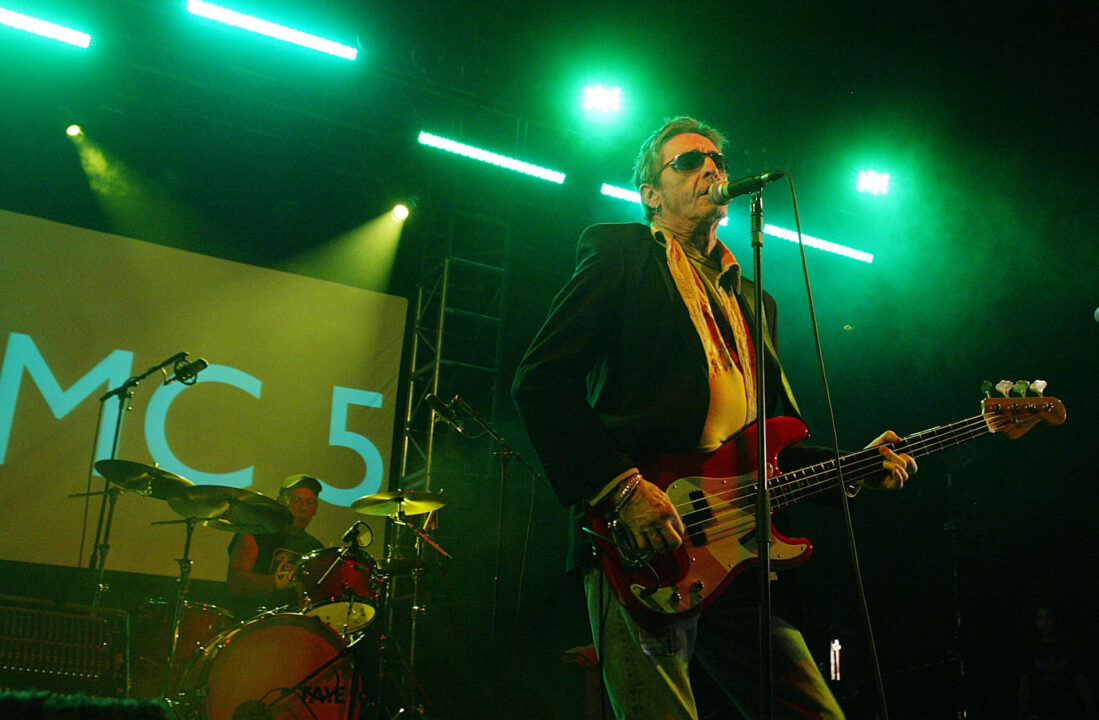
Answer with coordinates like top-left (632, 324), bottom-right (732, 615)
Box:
top-left (672, 412), bottom-right (1011, 539)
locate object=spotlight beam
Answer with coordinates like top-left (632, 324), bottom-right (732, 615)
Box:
top-left (186, 0), bottom-right (357, 60)
top-left (0, 6), bottom-right (91, 47)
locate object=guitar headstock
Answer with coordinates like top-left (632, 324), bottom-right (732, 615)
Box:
top-left (981, 379), bottom-right (1066, 439)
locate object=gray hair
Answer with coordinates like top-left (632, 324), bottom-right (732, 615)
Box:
top-left (631, 117), bottom-right (728, 221)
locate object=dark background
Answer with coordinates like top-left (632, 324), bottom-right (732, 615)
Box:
top-left (2, 1), bottom-right (1097, 717)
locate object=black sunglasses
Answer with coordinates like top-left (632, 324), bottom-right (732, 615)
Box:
top-left (652, 150), bottom-right (726, 181)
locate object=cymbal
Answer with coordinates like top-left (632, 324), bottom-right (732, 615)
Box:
top-left (350, 490), bottom-right (446, 517)
top-left (94, 459), bottom-right (193, 500)
top-left (200, 498), bottom-right (293, 534)
top-left (166, 485), bottom-right (292, 533)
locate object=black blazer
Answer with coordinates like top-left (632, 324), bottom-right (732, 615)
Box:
top-left (513, 222), bottom-right (803, 510)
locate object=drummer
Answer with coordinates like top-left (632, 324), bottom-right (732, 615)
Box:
top-left (226, 474), bottom-right (324, 617)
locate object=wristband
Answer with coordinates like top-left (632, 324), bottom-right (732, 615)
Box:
top-left (612, 473), bottom-right (642, 514)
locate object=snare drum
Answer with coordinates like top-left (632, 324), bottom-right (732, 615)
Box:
top-left (174, 613), bottom-right (355, 720)
top-left (293, 547), bottom-right (379, 633)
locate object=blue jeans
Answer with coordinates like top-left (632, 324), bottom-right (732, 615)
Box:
top-left (585, 569), bottom-right (845, 720)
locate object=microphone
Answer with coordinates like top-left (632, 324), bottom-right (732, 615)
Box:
top-left (342, 520), bottom-right (365, 544)
top-left (708, 171), bottom-right (787, 204)
top-left (425, 393), bottom-right (466, 435)
top-left (164, 358), bottom-right (208, 385)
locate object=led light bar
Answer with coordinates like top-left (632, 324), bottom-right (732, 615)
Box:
top-left (419, 132), bottom-right (566, 184)
top-left (763, 224), bottom-right (873, 263)
top-left (599, 183), bottom-right (872, 263)
top-left (599, 183), bottom-right (639, 202)
top-left (0, 6), bottom-right (91, 47)
top-left (186, 0), bottom-right (357, 60)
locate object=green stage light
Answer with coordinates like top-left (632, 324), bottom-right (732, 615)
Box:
top-left (857, 170), bottom-right (890, 195)
top-left (763, 224), bottom-right (873, 263)
top-left (418, 132), bottom-right (566, 184)
top-left (599, 183), bottom-right (872, 263)
top-left (66, 124), bottom-right (83, 138)
top-left (390, 204), bottom-right (409, 221)
top-left (186, 0), bottom-right (357, 60)
top-left (599, 183), bottom-right (638, 203)
top-left (584, 84), bottom-right (621, 113)
top-left (0, 6), bottom-right (91, 48)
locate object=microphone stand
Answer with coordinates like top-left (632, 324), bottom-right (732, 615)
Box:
top-left (449, 396), bottom-right (541, 648)
top-left (748, 192), bottom-right (774, 720)
top-left (83, 351), bottom-right (186, 611)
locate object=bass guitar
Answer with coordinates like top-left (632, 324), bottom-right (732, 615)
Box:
top-left (586, 388), bottom-right (1066, 626)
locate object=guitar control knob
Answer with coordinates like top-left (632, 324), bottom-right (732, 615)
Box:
top-left (669, 591), bottom-right (681, 605)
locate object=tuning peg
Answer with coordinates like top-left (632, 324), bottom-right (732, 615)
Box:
top-left (981, 380), bottom-right (993, 398)
top-left (1012, 380), bottom-right (1030, 397)
top-left (1030, 379), bottom-right (1047, 397)
top-left (995, 380), bottom-right (1014, 397)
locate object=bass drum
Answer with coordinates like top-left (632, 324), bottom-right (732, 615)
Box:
top-left (174, 613), bottom-right (356, 720)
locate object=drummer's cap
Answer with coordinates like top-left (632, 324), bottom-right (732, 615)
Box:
top-left (280, 474), bottom-right (322, 496)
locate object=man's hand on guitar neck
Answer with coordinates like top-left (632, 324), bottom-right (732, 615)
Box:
top-left (618, 477), bottom-right (687, 554)
top-left (863, 430), bottom-right (918, 490)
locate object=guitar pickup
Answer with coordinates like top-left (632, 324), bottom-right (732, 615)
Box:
top-left (683, 489), bottom-right (715, 546)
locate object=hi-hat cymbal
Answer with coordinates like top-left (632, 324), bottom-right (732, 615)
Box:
top-left (94, 459), bottom-right (193, 500)
top-left (350, 490), bottom-right (446, 517)
top-left (166, 485), bottom-right (292, 533)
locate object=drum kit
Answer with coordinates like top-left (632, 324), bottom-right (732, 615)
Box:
top-left (92, 459), bottom-right (447, 720)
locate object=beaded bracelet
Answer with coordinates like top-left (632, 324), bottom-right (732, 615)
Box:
top-left (612, 473), bottom-right (642, 514)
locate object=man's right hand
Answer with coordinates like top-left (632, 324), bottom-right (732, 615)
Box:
top-left (617, 477), bottom-right (686, 554)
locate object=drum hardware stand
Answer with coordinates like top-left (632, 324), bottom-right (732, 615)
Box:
top-left (68, 483), bottom-right (124, 614)
top-left (392, 511), bottom-right (448, 720)
top-left (152, 515), bottom-right (199, 699)
top-left (370, 511), bottom-right (448, 720)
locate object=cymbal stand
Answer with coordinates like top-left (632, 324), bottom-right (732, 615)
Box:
top-left (69, 483), bottom-right (123, 614)
top-left (159, 515), bottom-right (197, 699)
top-left (390, 511), bottom-right (450, 717)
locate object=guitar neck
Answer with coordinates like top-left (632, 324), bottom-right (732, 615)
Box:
top-left (770, 413), bottom-right (993, 509)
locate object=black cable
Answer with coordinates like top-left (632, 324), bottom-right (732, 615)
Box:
top-left (785, 174), bottom-right (890, 720)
